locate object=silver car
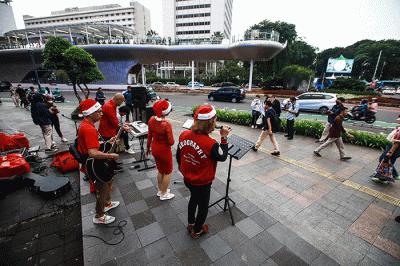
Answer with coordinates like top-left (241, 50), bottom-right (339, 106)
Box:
top-left (281, 93), bottom-right (337, 114)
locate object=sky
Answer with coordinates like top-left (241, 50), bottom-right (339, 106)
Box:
top-left (9, 0), bottom-right (400, 51)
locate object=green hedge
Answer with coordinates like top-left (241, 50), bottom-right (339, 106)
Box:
top-left (191, 105), bottom-right (388, 150)
top-left (320, 89), bottom-right (381, 96)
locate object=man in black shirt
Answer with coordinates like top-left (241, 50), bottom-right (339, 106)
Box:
top-left (268, 95), bottom-right (281, 118)
top-left (316, 97), bottom-right (345, 143)
top-left (16, 85), bottom-right (29, 109)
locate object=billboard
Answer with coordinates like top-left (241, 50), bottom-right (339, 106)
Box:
top-left (326, 55), bottom-right (354, 73)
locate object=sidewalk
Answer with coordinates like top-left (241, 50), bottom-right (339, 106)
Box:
top-left (0, 100), bottom-right (399, 266)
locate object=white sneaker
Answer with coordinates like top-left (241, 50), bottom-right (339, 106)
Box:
top-left (125, 149), bottom-right (136, 154)
top-left (251, 125), bottom-right (254, 128)
top-left (160, 191), bottom-right (175, 201)
top-left (93, 214), bottom-right (115, 224)
top-left (61, 137), bottom-right (68, 142)
top-left (52, 141), bottom-right (56, 145)
top-left (157, 189), bottom-right (170, 197)
top-left (104, 201), bottom-right (120, 212)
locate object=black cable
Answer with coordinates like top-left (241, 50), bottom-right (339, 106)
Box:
top-left (82, 220), bottom-right (127, 245)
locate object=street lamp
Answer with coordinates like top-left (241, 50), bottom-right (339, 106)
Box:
top-left (27, 49), bottom-right (41, 91)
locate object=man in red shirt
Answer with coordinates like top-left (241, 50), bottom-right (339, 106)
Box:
top-left (77, 99), bottom-right (120, 224)
top-left (314, 107), bottom-right (354, 160)
top-left (176, 105), bottom-right (231, 238)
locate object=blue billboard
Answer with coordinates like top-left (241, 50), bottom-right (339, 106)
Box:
top-left (326, 55), bottom-right (354, 73)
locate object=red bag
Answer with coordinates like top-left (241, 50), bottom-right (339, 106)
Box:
top-left (50, 151), bottom-right (79, 173)
top-left (0, 153), bottom-right (31, 179)
top-left (0, 133), bottom-right (30, 151)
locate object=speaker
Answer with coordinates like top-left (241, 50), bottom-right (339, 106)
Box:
top-left (143, 105), bottom-right (155, 124)
top-left (130, 86), bottom-right (147, 109)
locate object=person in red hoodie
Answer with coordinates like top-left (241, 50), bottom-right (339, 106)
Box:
top-left (176, 105), bottom-right (231, 238)
top-left (146, 100), bottom-right (175, 200)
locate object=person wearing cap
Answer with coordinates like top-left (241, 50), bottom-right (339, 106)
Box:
top-left (316, 97), bottom-right (345, 143)
top-left (77, 99), bottom-right (120, 224)
top-left (146, 100), bottom-right (175, 200)
top-left (31, 93), bottom-right (58, 152)
top-left (363, 98), bottom-right (378, 119)
top-left (176, 105), bottom-right (231, 238)
top-left (314, 107), bottom-right (354, 160)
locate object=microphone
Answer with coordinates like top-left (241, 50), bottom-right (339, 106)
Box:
top-left (216, 125), bottom-right (231, 130)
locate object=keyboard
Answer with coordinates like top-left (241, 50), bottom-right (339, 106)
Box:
top-left (128, 121), bottom-right (148, 137)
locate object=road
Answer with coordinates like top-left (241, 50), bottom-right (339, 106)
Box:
top-left (1, 90), bottom-right (398, 133)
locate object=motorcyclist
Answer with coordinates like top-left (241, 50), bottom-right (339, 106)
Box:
top-left (362, 98), bottom-right (378, 119)
top-left (355, 99), bottom-right (368, 119)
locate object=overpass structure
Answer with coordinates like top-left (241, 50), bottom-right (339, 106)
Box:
top-left (0, 40), bottom-right (285, 86)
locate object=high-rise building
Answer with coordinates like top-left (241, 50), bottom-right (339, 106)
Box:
top-left (162, 0), bottom-right (233, 43)
top-left (23, 1), bottom-right (151, 37)
top-left (0, 0), bottom-right (17, 36)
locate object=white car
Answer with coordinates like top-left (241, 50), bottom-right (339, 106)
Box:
top-left (382, 87), bottom-right (396, 95)
top-left (281, 92), bottom-right (337, 114)
top-left (166, 82), bottom-right (179, 87)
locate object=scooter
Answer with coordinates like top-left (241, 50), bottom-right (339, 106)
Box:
top-left (53, 93), bottom-right (65, 103)
top-left (344, 106), bottom-right (376, 124)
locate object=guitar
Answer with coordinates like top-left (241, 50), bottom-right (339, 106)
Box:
top-left (86, 127), bottom-right (124, 184)
top-left (22, 172), bottom-right (71, 199)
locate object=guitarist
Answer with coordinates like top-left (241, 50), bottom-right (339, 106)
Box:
top-left (77, 99), bottom-right (120, 224)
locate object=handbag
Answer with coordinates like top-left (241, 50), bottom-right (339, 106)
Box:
top-left (371, 158), bottom-right (394, 182)
top-left (256, 116), bottom-right (263, 125)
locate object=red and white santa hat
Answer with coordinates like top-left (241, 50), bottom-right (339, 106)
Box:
top-left (153, 100), bottom-right (172, 118)
top-left (79, 99), bottom-right (102, 117)
top-left (194, 105), bottom-right (216, 121)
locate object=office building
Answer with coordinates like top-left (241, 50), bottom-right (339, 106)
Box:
top-left (0, 0), bottom-right (17, 36)
top-left (23, 1), bottom-right (151, 37)
top-left (162, 0), bottom-right (233, 43)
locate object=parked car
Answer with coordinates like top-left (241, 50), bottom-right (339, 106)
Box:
top-left (145, 86), bottom-right (156, 99)
top-left (211, 83), bottom-right (221, 87)
top-left (220, 82), bottom-right (238, 87)
top-left (244, 83), bottom-right (259, 88)
top-left (281, 92), bottom-right (337, 114)
top-left (165, 82), bottom-right (179, 87)
top-left (151, 82), bottom-right (164, 87)
top-left (382, 87), bottom-right (396, 95)
top-left (0, 81), bottom-right (11, 92)
top-left (188, 81), bottom-right (204, 88)
top-left (208, 87), bottom-right (246, 103)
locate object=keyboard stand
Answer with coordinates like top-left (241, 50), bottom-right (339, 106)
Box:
top-left (131, 134), bottom-right (156, 172)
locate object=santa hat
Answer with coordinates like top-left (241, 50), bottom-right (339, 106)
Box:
top-left (194, 105), bottom-right (216, 121)
top-left (152, 100), bottom-right (171, 118)
top-left (79, 99), bottom-right (101, 117)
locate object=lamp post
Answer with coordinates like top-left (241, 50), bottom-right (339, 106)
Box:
top-left (27, 49), bottom-right (41, 91)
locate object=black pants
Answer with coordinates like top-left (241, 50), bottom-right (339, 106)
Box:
top-left (120, 131), bottom-right (130, 150)
top-left (126, 103), bottom-right (134, 122)
top-left (51, 114), bottom-right (62, 138)
top-left (251, 114), bottom-right (260, 126)
top-left (184, 180), bottom-right (212, 233)
top-left (287, 119), bottom-right (295, 138)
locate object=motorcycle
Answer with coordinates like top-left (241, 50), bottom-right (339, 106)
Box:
top-left (344, 106), bottom-right (376, 124)
top-left (53, 93), bottom-right (65, 103)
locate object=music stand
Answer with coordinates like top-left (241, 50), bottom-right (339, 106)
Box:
top-left (208, 134), bottom-right (254, 225)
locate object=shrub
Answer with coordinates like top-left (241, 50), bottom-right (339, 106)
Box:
top-left (191, 105), bottom-right (387, 150)
top-left (328, 78), bottom-right (367, 91)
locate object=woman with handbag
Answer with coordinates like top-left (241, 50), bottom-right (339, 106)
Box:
top-left (372, 115), bottom-right (400, 184)
top-left (250, 95), bottom-right (262, 128)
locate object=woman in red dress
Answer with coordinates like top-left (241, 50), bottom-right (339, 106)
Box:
top-left (146, 100), bottom-right (175, 200)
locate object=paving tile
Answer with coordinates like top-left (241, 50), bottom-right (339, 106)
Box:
top-left (357, 256), bottom-right (381, 266)
top-left (365, 245), bottom-right (400, 266)
top-left (149, 253), bottom-right (182, 266)
top-left (373, 235), bottom-right (400, 260)
top-left (323, 242), bottom-right (364, 266)
top-left (252, 230), bottom-right (284, 257)
top-left (169, 198), bottom-right (188, 214)
top-left (260, 258), bottom-right (279, 266)
top-left (115, 249), bottom-right (150, 266)
top-left (121, 190), bottom-right (143, 205)
top-left (177, 245), bottom-right (212, 266)
top-left (249, 211), bottom-right (276, 231)
top-left (218, 226), bottom-right (249, 250)
top-left (167, 229), bottom-right (198, 253)
top-left (38, 233), bottom-right (64, 253)
top-left (136, 222), bottom-right (165, 247)
top-left (235, 217), bottom-right (264, 239)
top-left (214, 251), bottom-right (246, 266)
top-left (285, 235), bottom-right (322, 264)
top-left (136, 179), bottom-right (155, 190)
top-left (130, 209), bottom-right (156, 230)
top-left (206, 210), bottom-right (235, 234)
top-left (155, 212), bottom-right (185, 236)
top-left (200, 234), bottom-right (232, 262)
top-left (143, 237), bottom-right (174, 261)
top-left (267, 222), bottom-right (298, 246)
top-left (236, 200), bottom-right (261, 216)
top-left (310, 253), bottom-right (340, 266)
top-left (144, 195), bottom-right (170, 209)
top-left (126, 199), bottom-right (149, 216)
top-left (139, 186), bottom-right (158, 199)
top-left (233, 240), bottom-right (269, 266)
top-left (38, 245), bottom-right (64, 266)
top-left (118, 181), bottom-right (139, 195)
top-left (270, 246), bottom-right (308, 266)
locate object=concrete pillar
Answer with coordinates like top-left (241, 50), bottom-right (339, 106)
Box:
top-left (249, 60), bottom-right (254, 90)
top-left (192, 60), bottom-right (195, 89)
top-left (141, 65), bottom-right (146, 85)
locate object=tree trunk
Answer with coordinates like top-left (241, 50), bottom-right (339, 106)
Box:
top-left (72, 83), bottom-right (83, 103)
top-left (83, 84), bottom-right (90, 99)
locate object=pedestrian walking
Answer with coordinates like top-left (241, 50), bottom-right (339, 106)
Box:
top-left (316, 97), bottom-right (345, 143)
top-left (146, 100), bottom-right (175, 200)
top-left (10, 85), bottom-right (20, 107)
top-left (372, 114), bottom-right (400, 184)
top-left (252, 101), bottom-right (280, 155)
top-left (250, 95), bottom-right (262, 128)
top-left (268, 95), bottom-right (281, 118)
top-left (44, 95), bottom-right (68, 143)
top-left (95, 87), bottom-right (106, 106)
top-left (284, 96), bottom-right (299, 140)
top-left (122, 86), bottom-right (133, 122)
top-left (314, 107), bottom-right (354, 160)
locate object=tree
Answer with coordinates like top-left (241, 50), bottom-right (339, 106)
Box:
top-left (281, 65), bottom-right (314, 90)
top-left (216, 61), bottom-right (247, 83)
top-left (212, 31), bottom-right (224, 38)
top-left (42, 36), bottom-right (104, 103)
top-left (147, 30), bottom-right (158, 37)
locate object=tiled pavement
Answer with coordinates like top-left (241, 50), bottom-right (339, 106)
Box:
top-left (1, 100), bottom-right (400, 265)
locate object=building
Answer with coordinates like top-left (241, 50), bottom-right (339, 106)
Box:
top-left (0, 0), bottom-right (17, 36)
top-left (23, 1), bottom-right (151, 37)
top-left (162, 0), bottom-right (233, 44)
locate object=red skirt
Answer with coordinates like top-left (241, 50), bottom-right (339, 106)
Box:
top-left (152, 143), bottom-right (173, 174)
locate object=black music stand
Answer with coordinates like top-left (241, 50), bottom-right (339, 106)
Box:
top-left (132, 134), bottom-right (156, 172)
top-left (208, 134), bottom-right (254, 225)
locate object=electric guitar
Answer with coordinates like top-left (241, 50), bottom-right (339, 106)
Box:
top-left (86, 127), bottom-right (124, 183)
